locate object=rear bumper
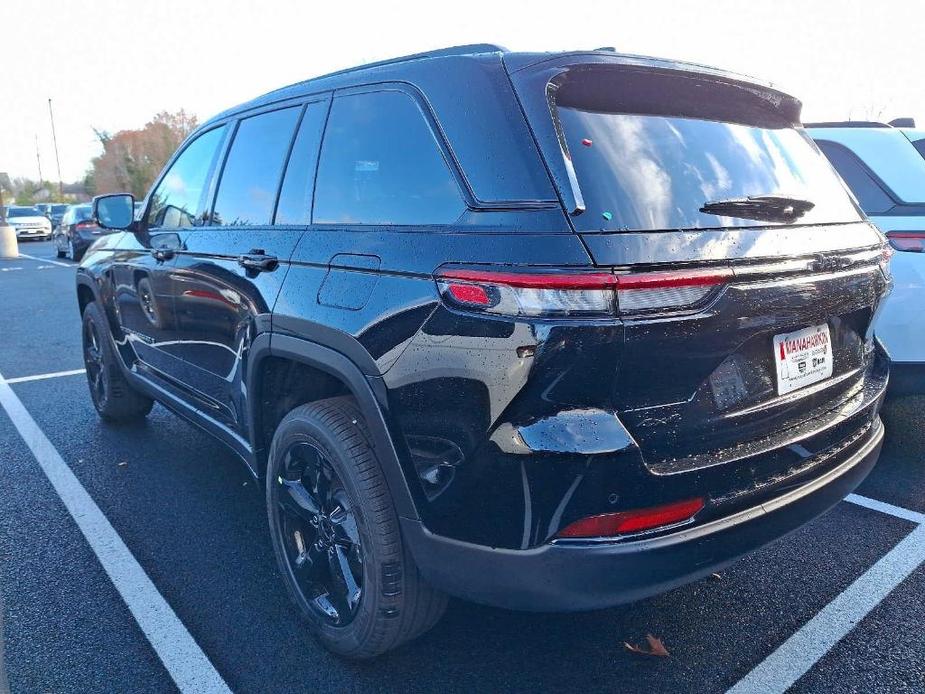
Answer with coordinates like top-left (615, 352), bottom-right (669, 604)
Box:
top-left (402, 419), bottom-right (883, 612)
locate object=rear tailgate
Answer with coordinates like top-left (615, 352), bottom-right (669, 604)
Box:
top-left (507, 54), bottom-right (890, 470)
top-left (587, 230), bottom-right (887, 466)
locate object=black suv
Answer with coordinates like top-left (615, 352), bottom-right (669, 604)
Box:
top-left (78, 45), bottom-right (890, 658)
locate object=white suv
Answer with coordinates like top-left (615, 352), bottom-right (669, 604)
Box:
top-left (4, 206), bottom-right (53, 240)
top-left (807, 121), bottom-right (925, 392)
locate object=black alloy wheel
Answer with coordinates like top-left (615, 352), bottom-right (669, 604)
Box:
top-left (83, 317), bottom-right (107, 408)
top-left (80, 302), bottom-right (153, 422)
top-left (266, 397), bottom-right (447, 658)
top-left (274, 441), bottom-right (364, 626)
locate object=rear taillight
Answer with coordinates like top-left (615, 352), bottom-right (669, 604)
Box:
top-left (437, 269), bottom-right (616, 317)
top-left (885, 231), bottom-right (925, 253)
top-left (556, 498), bottom-right (705, 539)
top-left (436, 267), bottom-right (729, 317)
top-left (76, 221), bottom-right (100, 233)
top-left (615, 268), bottom-right (732, 313)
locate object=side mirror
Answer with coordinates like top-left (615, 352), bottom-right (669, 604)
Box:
top-left (93, 193), bottom-right (135, 230)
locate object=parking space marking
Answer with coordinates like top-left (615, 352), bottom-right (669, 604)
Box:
top-left (4, 369), bottom-right (86, 384)
top-left (846, 493), bottom-right (925, 524)
top-left (16, 254), bottom-right (72, 268)
top-left (0, 584), bottom-right (9, 694)
top-left (728, 521), bottom-right (925, 694)
top-left (0, 372), bottom-right (231, 694)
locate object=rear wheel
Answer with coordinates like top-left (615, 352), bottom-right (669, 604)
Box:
top-left (81, 302), bottom-right (153, 422)
top-left (267, 397), bottom-right (446, 659)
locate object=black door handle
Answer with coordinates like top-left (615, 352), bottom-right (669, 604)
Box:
top-left (151, 247), bottom-right (174, 261)
top-left (238, 250), bottom-right (279, 274)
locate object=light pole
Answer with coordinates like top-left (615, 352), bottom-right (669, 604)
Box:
top-left (48, 98), bottom-right (63, 199)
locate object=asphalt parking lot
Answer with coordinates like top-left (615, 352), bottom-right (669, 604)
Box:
top-left (0, 240), bottom-right (923, 694)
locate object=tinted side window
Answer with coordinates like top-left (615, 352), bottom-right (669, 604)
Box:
top-left (275, 101), bottom-right (329, 225)
top-left (212, 107), bottom-right (301, 226)
top-left (913, 139), bottom-right (925, 162)
top-left (816, 140), bottom-right (895, 215)
top-left (314, 91), bottom-right (464, 225)
top-left (148, 126), bottom-right (226, 229)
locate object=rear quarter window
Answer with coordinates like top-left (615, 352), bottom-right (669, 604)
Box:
top-left (313, 90), bottom-right (465, 226)
top-left (814, 140), bottom-right (895, 215)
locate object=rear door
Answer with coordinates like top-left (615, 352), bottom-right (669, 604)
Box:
top-left (168, 98), bottom-right (329, 436)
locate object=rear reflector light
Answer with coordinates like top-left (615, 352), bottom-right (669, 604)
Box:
top-left (886, 231), bottom-right (925, 253)
top-left (436, 268), bottom-right (728, 317)
top-left (447, 283), bottom-right (491, 305)
top-left (556, 498), bottom-right (705, 539)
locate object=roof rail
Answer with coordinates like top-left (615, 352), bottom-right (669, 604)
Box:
top-left (803, 120), bottom-right (891, 129)
top-left (313, 43), bottom-right (508, 81)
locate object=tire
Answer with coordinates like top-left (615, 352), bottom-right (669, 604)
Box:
top-left (56, 244), bottom-right (66, 259)
top-left (81, 302), bottom-right (154, 422)
top-left (70, 239), bottom-right (84, 263)
top-left (266, 396), bottom-right (447, 659)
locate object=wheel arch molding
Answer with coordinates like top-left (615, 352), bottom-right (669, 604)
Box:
top-left (248, 332), bottom-right (421, 521)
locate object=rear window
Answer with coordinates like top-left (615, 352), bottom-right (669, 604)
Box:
top-left (552, 68), bottom-right (862, 232)
top-left (73, 206), bottom-right (92, 221)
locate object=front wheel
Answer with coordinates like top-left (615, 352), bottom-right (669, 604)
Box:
top-left (82, 302), bottom-right (153, 422)
top-left (266, 397), bottom-right (446, 659)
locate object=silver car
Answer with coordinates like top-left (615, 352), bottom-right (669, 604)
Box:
top-left (4, 205), bottom-right (53, 240)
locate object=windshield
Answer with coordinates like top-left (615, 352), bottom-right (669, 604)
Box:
top-left (553, 70), bottom-right (863, 232)
top-left (51, 204), bottom-right (69, 214)
top-left (7, 207), bottom-right (41, 218)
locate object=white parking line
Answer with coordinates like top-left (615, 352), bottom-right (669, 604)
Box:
top-left (17, 253), bottom-right (72, 268)
top-left (4, 369), bottom-right (85, 384)
top-left (729, 514), bottom-right (925, 693)
top-left (846, 493), bottom-right (925, 524)
top-left (0, 372), bottom-right (231, 694)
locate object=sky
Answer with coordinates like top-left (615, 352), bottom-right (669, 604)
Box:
top-left (2, 0), bottom-right (922, 182)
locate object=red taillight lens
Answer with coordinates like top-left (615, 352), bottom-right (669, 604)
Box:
top-left (436, 267), bottom-right (728, 317)
top-left (556, 498), bottom-right (705, 539)
top-left (885, 231), bottom-right (925, 253)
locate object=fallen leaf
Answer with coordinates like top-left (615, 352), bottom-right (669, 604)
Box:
top-left (624, 634), bottom-right (670, 657)
top-left (711, 572), bottom-right (722, 580)
top-left (117, 461), bottom-right (127, 467)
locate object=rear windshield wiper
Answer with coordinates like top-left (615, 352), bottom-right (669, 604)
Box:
top-left (700, 194), bottom-right (815, 223)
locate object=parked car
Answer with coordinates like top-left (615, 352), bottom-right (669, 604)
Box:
top-left (806, 121), bottom-right (925, 391)
top-left (54, 204), bottom-right (112, 261)
top-left (5, 205), bottom-right (52, 240)
top-left (36, 203), bottom-right (71, 232)
top-left (78, 45), bottom-right (890, 659)
top-left (48, 203), bottom-right (70, 230)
